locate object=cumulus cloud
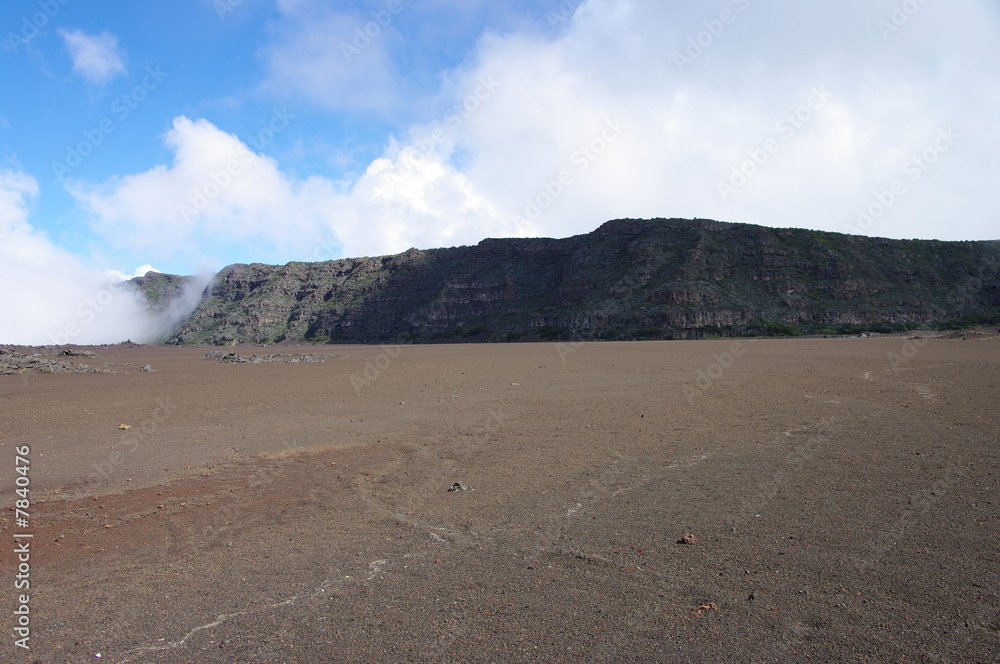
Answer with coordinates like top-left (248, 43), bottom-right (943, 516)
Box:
top-left (69, 115), bottom-right (327, 263)
top-left (432, 0), bottom-right (1000, 241)
top-left (69, 114), bottom-right (521, 266)
top-left (59, 28), bottom-right (127, 85)
top-left (333, 142), bottom-right (515, 256)
top-left (0, 168), bottom-right (202, 345)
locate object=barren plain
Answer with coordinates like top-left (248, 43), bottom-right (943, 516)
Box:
top-left (1, 338), bottom-right (997, 663)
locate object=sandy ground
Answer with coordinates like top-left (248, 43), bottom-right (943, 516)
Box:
top-left (0, 338), bottom-right (997, 663)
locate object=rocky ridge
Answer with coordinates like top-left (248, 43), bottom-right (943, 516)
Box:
top-left (162, 218), bottom-right (1000, 344)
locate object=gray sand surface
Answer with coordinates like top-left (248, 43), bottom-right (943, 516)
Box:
top-left (1, 338), bottom-right (997, 662)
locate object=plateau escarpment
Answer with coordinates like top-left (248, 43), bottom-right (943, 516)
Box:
top-left (163, 218), bottom-right (1000, 344)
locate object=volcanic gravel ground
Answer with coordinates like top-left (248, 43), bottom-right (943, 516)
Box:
top-left (1, 338), bottom-right (997, 662)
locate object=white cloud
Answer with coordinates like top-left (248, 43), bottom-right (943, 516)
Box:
top-left (258, 1), bottom-right (540, 117)
top-left (0, 168), bottom-right (40, 242)
top-left (59, 28), bottom-right (127, 85)
top-left (260, 2), bottom-right (403, 113)
top-left (424, 0), bottom-right (1000, 241)
top-left (0, 168), bottom-right (200, 345)
top-left (333, 142), bottom-right (517, 257)
top-left (69, 115), bottom-right (521, 266)
top-left (70, 116), bottom-right (316, 260)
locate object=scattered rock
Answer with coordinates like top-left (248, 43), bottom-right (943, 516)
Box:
top-left (60, 349), bottom-right (98, 358)
top-left (940, 327), bottom-right (1000, 340)
top-left (139, 364), bottom-right (153, 372)
top-left (696, 603), bottom-right (718, 612)
top-left (203, 351), bottom-right (249, 363)
top-left (447, 482), bottom-right (473, 492)
top-left (118, 424), bottom-right (133, 430)
top-left (202, 350), bottom-right (337, 364)
top-left (678, 533), bottom-right (699, 545)
top-left (0, 347), bottom-right (122, 375)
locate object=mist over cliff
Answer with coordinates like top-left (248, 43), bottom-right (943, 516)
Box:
top-left (157, 218), bottom-right (1000, 345)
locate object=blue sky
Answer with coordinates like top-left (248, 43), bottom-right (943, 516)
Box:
top-left (2, 0), bottom-right (551, 272)
top-left (1, 0), bottom-right (999, 343)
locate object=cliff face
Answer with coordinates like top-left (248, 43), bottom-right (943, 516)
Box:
top-left (165, 218), bottom-right (1000, 344)
top-left (128, 271), bottom-right (198, 312)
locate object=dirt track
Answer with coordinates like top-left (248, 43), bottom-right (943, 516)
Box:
top-left (1, 338), bottom-right (997, 663)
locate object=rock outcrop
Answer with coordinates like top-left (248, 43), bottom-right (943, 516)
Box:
top-left (164, 218), bottom-right (1000, 344)
top-left (129, 271), bottom-right (199, 312)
